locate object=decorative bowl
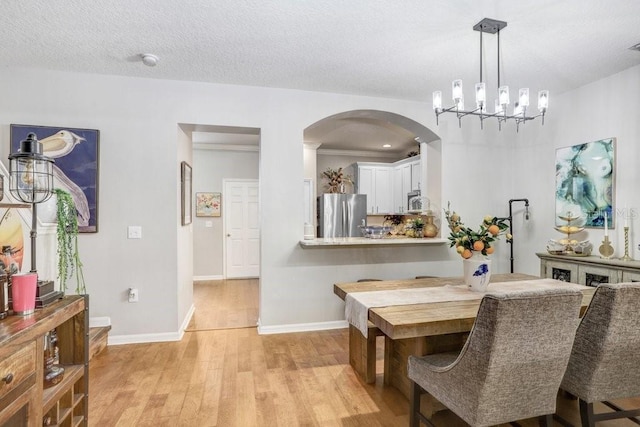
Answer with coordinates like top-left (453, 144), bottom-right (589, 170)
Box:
top-left (359, 226), bottom-right (392, 239)
top-left (569, 240), bottom-right (592, 255)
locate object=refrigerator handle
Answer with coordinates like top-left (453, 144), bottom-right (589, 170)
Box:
top-left (343, 200), bottom-right (348, 235)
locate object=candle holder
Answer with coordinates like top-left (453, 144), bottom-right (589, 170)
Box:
top-left (599, 236), bottom-right (614, 259)
top-left (620, 226), bottom-right (634, 261)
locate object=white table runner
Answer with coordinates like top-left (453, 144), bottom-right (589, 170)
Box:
top-left (345, 279), bottom-right (589, 337)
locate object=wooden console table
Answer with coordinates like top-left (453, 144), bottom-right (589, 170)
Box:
top-left (0, 295), bottom-right (88, 426)
top-left (537, 252), bottom-right (640, 286)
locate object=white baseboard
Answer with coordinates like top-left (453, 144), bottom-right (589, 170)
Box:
top-left (107, 316), bottom-right (347, 344)
top-left (193, 275), bottom-right (224, 281)
top-left (179, 304), bottom-right (195, 340)
top-left (257, 320), bottom-right (348, 335)
top-left (89, 317), bottom-right (111, 328)
top-left (108, 332), bottom-right (182, 346)
top-left (107, 304), bottom-right (195, 346)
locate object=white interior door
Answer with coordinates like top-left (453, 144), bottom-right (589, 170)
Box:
top-left (224, 179), bottom-right (260, 278)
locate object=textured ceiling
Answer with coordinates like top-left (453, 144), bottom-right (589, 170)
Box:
top-left (2, 0), bottom-right (639, 152)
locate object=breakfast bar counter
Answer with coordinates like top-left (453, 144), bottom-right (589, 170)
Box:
top-left (299, 237), bottom-right (448, 248)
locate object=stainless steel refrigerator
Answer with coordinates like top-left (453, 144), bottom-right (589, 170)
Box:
top-left (317, 194), bottom-right (367, 238)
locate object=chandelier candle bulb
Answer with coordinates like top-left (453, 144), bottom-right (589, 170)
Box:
top-left (538, 90), bottom-right (549, 111)
top-left (519, 88), bottom-right (530, 107)
top-left (433, 91), bottom-right (442, 110)
top-left (475, 82), bottom-right (486, 106)
top-left (452, 80), bottom-right (463, 102)
top-left (498, 86), bottom-right (510, 106)
top-left (514, 103), bottom-right (523, 117)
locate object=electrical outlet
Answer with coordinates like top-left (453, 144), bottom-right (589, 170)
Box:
top-left (128, 288), bottom-right (139, 303)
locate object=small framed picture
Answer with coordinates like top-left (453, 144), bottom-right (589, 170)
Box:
top-left (196, 192), bottom-right (221, 217)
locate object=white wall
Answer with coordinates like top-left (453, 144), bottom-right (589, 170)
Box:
top-left (192, 149), bottom-right (259, 277)
top-left (1, 64), bottom-right (636, 340)
top-left (513, 64), bottom-right (640, 274)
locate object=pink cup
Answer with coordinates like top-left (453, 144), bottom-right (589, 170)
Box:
top-left (11, 273), bottom-right (37, 315)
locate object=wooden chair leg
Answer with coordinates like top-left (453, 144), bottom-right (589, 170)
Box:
top-left (579, 399), bottom-right (595, 427)
top-left (538, 414), bottom-right (553, 426)
top-left (410, 380), bottom-right (421, 427)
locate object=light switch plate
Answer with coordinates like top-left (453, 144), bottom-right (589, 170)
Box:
top-left (127, 226), bottom-right (142, 239)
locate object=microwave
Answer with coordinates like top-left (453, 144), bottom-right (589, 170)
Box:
top-left (407, 190), bottom-right (421, 213)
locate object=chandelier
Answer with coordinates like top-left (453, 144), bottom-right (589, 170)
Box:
top-left (432, 18), bottom-right (549, 131)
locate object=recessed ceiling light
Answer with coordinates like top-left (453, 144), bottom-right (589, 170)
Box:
top-left (140, 53), bottom-right (159, 66)
top-left (382, 144), bottom-right (391, 148)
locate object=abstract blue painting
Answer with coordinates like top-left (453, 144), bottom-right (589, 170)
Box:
top-left (555, 138), bottom-right (615, 229)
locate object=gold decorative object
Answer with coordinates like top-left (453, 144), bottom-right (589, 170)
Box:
top-left (620, 226), bottom-right (633, 261)
top-left (551, 212), bottom-right (590, 256)
top-left (423, 210), bottom-right (439, 238)
top-left (599, 236), bottom-right (614, 259)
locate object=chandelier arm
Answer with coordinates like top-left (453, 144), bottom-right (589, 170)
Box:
top-left (455, 106), bottom-right (484, 119)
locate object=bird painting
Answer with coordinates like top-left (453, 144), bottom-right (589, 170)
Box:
top-left (11, 124), bottom-right (99, 232)
top-left (40, 131), bottom-right (91, 227)
top-left (40, 130), bottom-right (85, 158)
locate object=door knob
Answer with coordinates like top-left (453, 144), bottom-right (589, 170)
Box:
top-left (226, 234), bottom-right (231, 237)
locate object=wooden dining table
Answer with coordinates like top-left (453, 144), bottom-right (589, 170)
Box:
top-left (334, 273), bottom-right (595, 401)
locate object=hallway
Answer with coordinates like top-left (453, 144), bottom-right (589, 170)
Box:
top-left (186, 279), bottom-right (258, 331)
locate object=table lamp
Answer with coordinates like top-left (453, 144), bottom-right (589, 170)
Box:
top-left (8, 132), bottom-right (55, 273)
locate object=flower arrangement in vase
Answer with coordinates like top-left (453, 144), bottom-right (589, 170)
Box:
top-left (444, 202), bottom-right (511, 292)
top-left (321, 167), bottom-right (353, 193)
top-left (444, 202), bottom-right (511, 258)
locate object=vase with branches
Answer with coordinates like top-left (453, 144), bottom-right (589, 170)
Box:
top-left (55, 189), bottom-right (86, 294)
top-left (321, 167), bottom-right (353, 193)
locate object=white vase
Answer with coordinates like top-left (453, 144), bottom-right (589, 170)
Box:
top-left (463, 253), bottom-right (492, 292)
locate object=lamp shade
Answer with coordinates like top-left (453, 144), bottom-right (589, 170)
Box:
top-left (8, 133), bottom-right (55, 204)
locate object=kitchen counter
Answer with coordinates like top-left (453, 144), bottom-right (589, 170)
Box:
top-left (299, 236), bottom-right (448, 248)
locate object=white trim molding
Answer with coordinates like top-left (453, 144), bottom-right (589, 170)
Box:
top-left (257, 320), bottom-right (348, 335)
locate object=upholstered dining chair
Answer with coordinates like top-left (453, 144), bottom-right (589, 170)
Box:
top-left (559, 282), bottom-right (640, 427)
top-left (407, 288), bottom-right (583, 427)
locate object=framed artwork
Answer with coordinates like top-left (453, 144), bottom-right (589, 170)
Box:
top-left (555, 138), bottom-right (615, 228)
top-left (196, 192), bottom-right (221, 217)
top-left (10, 124), bottom-right (100, 232)
top-left (181, 162), bottom-right (192, 225)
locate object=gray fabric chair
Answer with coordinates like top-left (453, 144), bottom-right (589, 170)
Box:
top-left (559, 282), bottom-right (640, 427)
top-left (407, 288), bottom-right (583, 427)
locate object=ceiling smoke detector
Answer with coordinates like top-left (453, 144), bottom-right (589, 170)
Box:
top-left (141, 54), bottom-right (159, 66)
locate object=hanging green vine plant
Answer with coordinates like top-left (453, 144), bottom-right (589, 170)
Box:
top-left (55, 189), bottom-right (86, 294)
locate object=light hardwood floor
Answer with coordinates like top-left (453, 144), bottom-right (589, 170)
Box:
top-left (186, 279), bottom-right (259, 331)
top-left (89, 280), bottom-right (640, 426)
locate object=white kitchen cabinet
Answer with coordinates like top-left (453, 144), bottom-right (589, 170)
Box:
top-left (392, 162), bottom-right (412, 214)
top-left (410, 159), bottom-right (421, 191)
top-left (355, 163), bottom-right (393, 214)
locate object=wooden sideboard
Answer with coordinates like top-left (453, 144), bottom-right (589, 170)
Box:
top-left (0, 295), bottom-right (88, 427)
top-left (537, 252), bottom-right (640, 286)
